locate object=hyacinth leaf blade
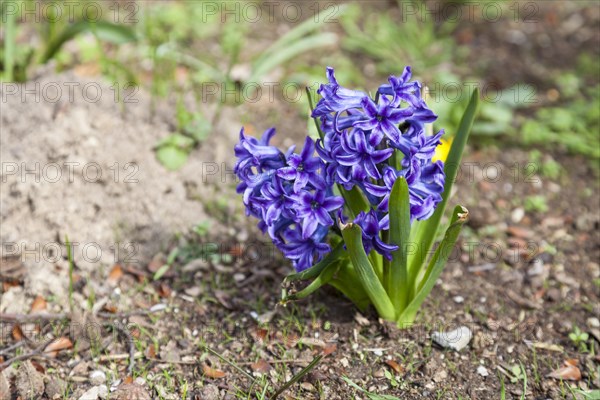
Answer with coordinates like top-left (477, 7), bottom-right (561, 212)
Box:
top-left (340, 186), bottom-right (370, 220)
top-left (341, 223), bottom-right (395, 320)
top-left (282, 261), bottom-right (341, 302)
top-left (305, 87), bottom-right (325, 141)
top-left (388, 177), bottom-right (411, 313)
top-left (407, 88), bottom-right (480, 276)
top-left (329, 263), bottom-right (371, 311)
top-left (397, 205), bottom-right (469, 327)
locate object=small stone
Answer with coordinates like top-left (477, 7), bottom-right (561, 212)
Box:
top-left (44, 376), bottom-right (67, 399)
top-left (432, 326), bottom-right (472, 352)
top-left (16, 361), bottom-right (45, 400)
top-left (300, 382), bottom-right (315, 392)
top-left (0, 373), bottom-right (10, 400)
top-left (373, 368), bottom-right (385, 378)
top-left (453, 296), bottom-right (464, 304)
top-left (97, 385), bottom-right (108, 399)
top-left (200, 384), bottom-right (220, 400)
top-left (477, 365), bottom-right (489, 377)
top-left (113, 383), bottom-right (151, 400)
top-left (511, 208), bottom-right (525, 223)
top-left (587, 317), bottom-right (600, 328)
top-left (89, 370), bottom-right (106, 385)
top-left (183, 286), bottom-right (202, 297)
top-left (79, 385), bottom-right (103, 400)
top-left (433, 369), bottom-right (447, 383)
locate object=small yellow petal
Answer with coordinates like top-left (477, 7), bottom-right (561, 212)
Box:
top-left (432, 137), bottom-right (452, 163)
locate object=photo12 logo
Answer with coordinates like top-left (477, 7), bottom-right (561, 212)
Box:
top-left (0, 1), bottom-right (139, 24)
top-left (1, 162), bottom-right (140, 184)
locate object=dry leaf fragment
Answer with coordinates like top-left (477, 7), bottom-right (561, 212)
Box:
top-left (12, 324), bottom-right (24, 341)
top-left (213, 290), bottom-right (232, 309)
top-left (547, 359), bottom-right (581, 381)
top-left (385, 360), bottom-right (404, 374)
top-left (506, 226), bottom-right (533, 239)
top-left (322, 343), bottom-right (337, 356)
top-left (107, 264), bottom-right (124, 285)
top-left (250, 359), bottom-right (271, 373)
top-left (44, 337), bottom-right (73, 357)
top-left (202, 364), bottom-right (226, 379)
top-left (144, 343), bottom-right (157, 359)
top-left (156, 282), bottom-right (172, 298)
top-left (30, 295), bottom-right (47, 312)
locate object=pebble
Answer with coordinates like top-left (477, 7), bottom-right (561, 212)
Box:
top-left (89, 370), bottom-right (106, 385)
top-left (477, 365), bottom-right (489, 377)
top-left (453, 296), bottom-right (464, 304)
top-left (511, 208), bottom-right (525, 223)
top-left (78, 385), bottom-right (108, 400)
top-left (432, 326), bottom-right (472, 352)
top-left (587, 317), bottom-right (600, 328)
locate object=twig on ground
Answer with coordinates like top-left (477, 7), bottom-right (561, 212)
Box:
top-left (110, 322), bottom-right (137, 375)
top-left (0, 340), bottom-right (25, 355)
top-left (0, 312), bottom-right (68, 323)
top-left (272, 354), bottom-right (323, 399)
top-left (202, 344), bottom-right (255, 381)
top-left (0, 338), bottom-right (54, 369)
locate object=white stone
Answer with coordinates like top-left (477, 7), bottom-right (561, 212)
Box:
top-left (432, 326), bottom-right (472, 352)
top-left (89, 370), bottom-right (106, 385)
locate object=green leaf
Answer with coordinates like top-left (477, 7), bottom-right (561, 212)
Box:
top-left (398, 206), bottom-right (468, 325)
top-left (407, 88), bottom-right (479, 277)
top-left (153, 264), bottom-right (170, 281)
top-left (283, 261), bottom-right (340, 301)
top-left (388, 177), bottom-right (411, 312)
top-left (328, 265), bottom-right (371, 311)
top-left (250, 32), bottom-right (338, 82)
top-left (283, 242), bottom-right (345, 283)
top-left (156, 145), bottom-right (189, 170)
top-left (341, 223), bottom-right (395, 320)
top-left (41, 20), bottom-right (137, 63)
top-left (339, 186), bottom-right (369, 219)
top-left (3, 6), bottom-right (16, 82)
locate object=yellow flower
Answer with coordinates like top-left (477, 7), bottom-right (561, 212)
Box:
top-left (432, 137), bottom-right (452, 163)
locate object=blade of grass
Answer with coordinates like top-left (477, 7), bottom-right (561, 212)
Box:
top-left (4, 8), bottom-right (16, 82)
top-left (65, 235), bottom-right (74, 313)
top-left (202, 344), bottom-right (254, 381)
top-left (41, 20), bottom-right (137, 63)
top-left (250, 33), bottom-right (338, 83)
top-left (272, 355), bottom-right (323, 399)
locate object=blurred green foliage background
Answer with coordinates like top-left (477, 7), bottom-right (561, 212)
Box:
top-left (1, 0), bottom-right (598, 169)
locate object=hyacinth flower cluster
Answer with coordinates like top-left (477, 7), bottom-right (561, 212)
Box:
top-left (235, 67), bottom-right (479, 327)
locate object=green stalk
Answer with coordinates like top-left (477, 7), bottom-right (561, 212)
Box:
top-left (407, 89), bottom-right (479, 293)
top-left (4, 7), bottom-right (16, 82)
top-left (329, 263), bottom-right (371, 311)
top-left (388, 177), bottom-right (411, 313)
top-left (397, 206), bottom-right (468, 327)
top-left (65, 236), bottom-right (74, 313)
top-left (341, 223), bottom-right (395, 320)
